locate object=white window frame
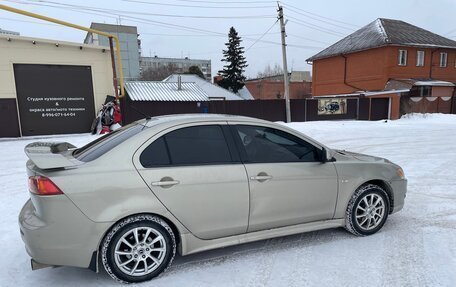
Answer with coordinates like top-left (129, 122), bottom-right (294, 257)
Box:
top-left (398, 49), bottom-right (407, 66)
top-left (416, 50), bottom-right (425, 67)
top-left (440, 52), bottom-right (447, 67)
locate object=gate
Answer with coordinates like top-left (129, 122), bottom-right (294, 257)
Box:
top-left (14, 64), bottom-right (96, 136)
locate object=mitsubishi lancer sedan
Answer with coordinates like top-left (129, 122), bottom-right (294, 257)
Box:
top-left (19, 114), bottom-right (407, 283)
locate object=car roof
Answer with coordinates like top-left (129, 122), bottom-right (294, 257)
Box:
top-left (140, 113), bottom-right (271, 128)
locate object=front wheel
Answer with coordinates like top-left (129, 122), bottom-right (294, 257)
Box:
top-left (101, 214), bottom-right (176, 283)
top-left (345, 184), bottom-right (390, 236)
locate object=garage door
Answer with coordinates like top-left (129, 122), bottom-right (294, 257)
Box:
top-left (370, 98), bottom-right (389, 120)
top-left (14, 64), bottom-right (96, 136)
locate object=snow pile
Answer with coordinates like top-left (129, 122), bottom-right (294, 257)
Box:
top-left (1, 114), bottom-right (456, 286)
top-left (399, 112), bottom-right (456, 123)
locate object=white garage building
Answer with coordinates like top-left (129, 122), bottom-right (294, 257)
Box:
top-left (0, 34), bottom-right (114, 137)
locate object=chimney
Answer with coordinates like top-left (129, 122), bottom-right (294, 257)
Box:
top-left (177, 75), bottom-right (182, 90)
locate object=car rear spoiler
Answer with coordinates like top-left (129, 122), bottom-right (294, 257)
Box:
top-left (24, 142), bottom-right (80, 170)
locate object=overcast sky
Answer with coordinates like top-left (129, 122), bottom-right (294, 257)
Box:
top-left (1, 0), bottom-right (456, 78)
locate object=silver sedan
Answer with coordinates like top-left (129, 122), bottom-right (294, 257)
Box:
top-left (19, 114), bottom-right (407, 283)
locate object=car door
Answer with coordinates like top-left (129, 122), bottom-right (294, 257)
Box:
top-left (230, 123), bottom-right (338, 233)
top-left (133, 123), bottom-right (250, 240)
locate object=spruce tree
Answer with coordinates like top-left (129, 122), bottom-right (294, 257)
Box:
top-left (218, 27), bottom-right (248, 93)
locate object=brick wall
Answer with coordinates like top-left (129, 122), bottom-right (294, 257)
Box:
top-left (244, 80), bottom-right (312, 100)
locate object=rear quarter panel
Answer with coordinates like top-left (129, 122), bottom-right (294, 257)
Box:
top-left (40, 128), bottom-right (189, 234)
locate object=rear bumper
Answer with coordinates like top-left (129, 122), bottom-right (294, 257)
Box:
top-left (390, 179), bottom-right (407, 214)
top-left (18, 196), bottom-right (112, 269)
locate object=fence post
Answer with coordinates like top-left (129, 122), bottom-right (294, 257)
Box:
top-left (356, 97), bottom-right (360, 120)
top-left (304, 99), bottom-right (307, 122)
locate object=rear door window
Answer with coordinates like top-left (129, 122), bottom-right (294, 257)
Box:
top-left (140, 125), bottom-right (233, 167)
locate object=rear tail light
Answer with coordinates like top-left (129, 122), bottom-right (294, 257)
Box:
top-left (28, 176), bottom-right (63, 196)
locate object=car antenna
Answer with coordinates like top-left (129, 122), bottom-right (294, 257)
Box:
top-left (129, 105), bottom-right (152, 120)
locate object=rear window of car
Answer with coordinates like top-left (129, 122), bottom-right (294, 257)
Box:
top-left (74, 123), bottom-right (144, 162)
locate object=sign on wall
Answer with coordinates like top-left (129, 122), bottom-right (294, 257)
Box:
top-left (14, 64), bottom-right (96, 136)
top-left (317, 98), bottom-right (347, 115)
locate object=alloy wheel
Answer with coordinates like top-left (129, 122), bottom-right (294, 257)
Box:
top-left (114, 227), bottom-right (167, 276)
top-left (355, 193), bottom-right (386, 231)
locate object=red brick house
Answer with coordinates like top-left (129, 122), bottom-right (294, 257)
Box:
top-left (244, 78), bottom-right (312, 100)
top-left (307, 18), bottom-right (456, 119)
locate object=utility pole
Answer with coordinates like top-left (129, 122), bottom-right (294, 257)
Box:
top-left (278, 4), bottom-right (291, 123)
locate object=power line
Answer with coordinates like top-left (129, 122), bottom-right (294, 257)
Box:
top-left (246, 20), bottom-right (278, 52)
top-left (10, 0), bottom-right (275, 19)
top-left (4, 0), bottom-right (119, 19)
top-left (282, 2), bottom-right (359, 29)
top-left (6, 0), bottom-right (286, 45)
top-left (174, 0), bottom-right (276, 3)
top-left (287, 43), bottom-right (322, 49)
top-left (287, 16), bottom-right (346, 37)
top-left (140, 32), bottom-right (280, 37)
top-left (126, 17), bottom-right (322, 50)
top-left (122, 0), bottom-right (276, 9)
top-left (284, 5), bottom-right (355, 31)
top-left (183, 44), bottom-right (277, 57)
top-left (287, 33), bottom-right (330, 45)
top-left (3, 0), bottom-right (324, 51)
top-left (445, 28), bottom-right (456, 35)
top-left (287, 15), bottom-right (347, 36)
top-left (0, 16), bottom-right (62, 27)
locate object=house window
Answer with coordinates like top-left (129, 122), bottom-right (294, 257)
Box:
top-left (440, 52), bottom-right (447, 67)
top-left (416, 51), bottom-right (425, 67)
top-left (410, 86), bottom-right (431, 97)
top-left (398, 50), bottom-right (407, 66)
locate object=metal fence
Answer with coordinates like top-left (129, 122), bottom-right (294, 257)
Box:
top-left (2, 95), bottom-right (455, 138)
top-left (400, 96), bottom-right (453, 115)
top-left (120, 97), bottom-right (382, 124)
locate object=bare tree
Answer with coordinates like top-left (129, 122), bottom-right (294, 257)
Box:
top-left (140, 63), bottom-right (179, 81)
top-left (256, 63), bottom-right (283, 78)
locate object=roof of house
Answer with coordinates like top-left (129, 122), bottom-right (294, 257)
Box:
top-left (307, 18), bottom-right (456, 61)
top-left (237, 87), bottom-right (255, 100)
top-left (125, 81), bottom-right (209, 101)
top-left (163, 74), bottom-right (250, 100)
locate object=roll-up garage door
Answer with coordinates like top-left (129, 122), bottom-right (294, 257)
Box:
top-left (13, 64), bottom-right (96, 136)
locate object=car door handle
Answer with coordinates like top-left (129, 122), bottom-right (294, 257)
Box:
top-left (151, 179), bottom-right (180, 187)
top-left (250, 175), bottom-right (273, 182)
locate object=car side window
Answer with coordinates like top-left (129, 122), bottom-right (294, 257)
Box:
top-left (140, 125), bottom-right (232, 167)
top-left (235, 125), bottom-right (321, 163)
top-left (140, 137), bottom-right (170, 167)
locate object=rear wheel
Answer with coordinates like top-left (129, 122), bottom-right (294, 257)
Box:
top-left (101, 214), bottom-right (176, 283)
top-left (345, 184), bottom-right (389, 236)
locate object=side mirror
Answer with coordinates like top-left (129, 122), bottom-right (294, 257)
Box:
top-left (320, 147), bottom-right (328, 163)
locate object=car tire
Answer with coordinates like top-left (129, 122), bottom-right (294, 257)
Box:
top-left (101, 214), bottom-right (176, 283)
top-left (345, 184), bottom-right (390, 236)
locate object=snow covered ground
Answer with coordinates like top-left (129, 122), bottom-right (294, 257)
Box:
top-left (1, 113), bottom-right (455, 286)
